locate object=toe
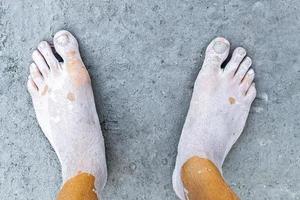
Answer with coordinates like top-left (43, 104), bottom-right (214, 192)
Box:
top-left (240, 68), bottom-right (255, 95)
top-left (224, 47), bottom-right (247, 76)
top-left (245, 83), bottom-right (256, 103)
top-left (53, 30), bottom-right (81, 62)
top-left (38, 41), bottom-right (60, 71)
top-left (32, 50), bottom-right (50, 78)
top-left (30, 63), bottom-right (45, 90)
top-left (202, 37), bottom-right (230, 72)
top-left (234, 57), bottom-right (252, 82)
top-left (27, 76), bottom-right (38, 96)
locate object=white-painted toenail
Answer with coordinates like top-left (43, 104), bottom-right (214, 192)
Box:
top-left (248, 69), bottom-right (254, 75)
top-left (245, 57), bottom-right (252, 64)
top-left (237, 47), bottom-right (246, 55)
top-left (56, 34), bottom-right (69, 46)
top-left (39, 41), bottom-right (47, 48)
top-left (213, 41), bottom-right (228, 54)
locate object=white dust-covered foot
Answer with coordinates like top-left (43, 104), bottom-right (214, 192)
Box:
top-left (27, 30), bottom-right (107, 195)
top-left (172, 37), bottom-right (256, 199)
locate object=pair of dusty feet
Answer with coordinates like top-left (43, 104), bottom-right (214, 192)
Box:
top-left (27, 30), bottom-right (256, 199)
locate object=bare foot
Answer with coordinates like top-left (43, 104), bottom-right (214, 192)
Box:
top-left (172, 37), bottom-right (256, 199)
top-left (27, 30), bottom-right (107, 196)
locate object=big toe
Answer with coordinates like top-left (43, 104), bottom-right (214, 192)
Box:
top-left (53, 30), bottom-right (80, 61)
top-left (202, 37), bottom-right (230, 72)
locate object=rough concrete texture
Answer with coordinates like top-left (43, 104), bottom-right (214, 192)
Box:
top-left (0, 0), bottom-right (300, 199)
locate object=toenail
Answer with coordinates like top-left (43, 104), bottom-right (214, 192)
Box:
top-left (39, 41), bottom-right (47, 48)
top-left (237, 47), bottom-right (246, 55)
top-left (213, 41), bottom-right (228, 54)
top-left (245, 57), bottom-right (252, 64)
top-left (32, 50), bottom-right (39, 57)
top-left (56, 34), bottom-right (69, 46)
top-left (248, 69), bottom-right (254, 75)
top-left (30, 63), bottom-right (37, 71)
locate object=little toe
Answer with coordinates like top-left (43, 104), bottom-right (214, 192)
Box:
top-left (240, 68), bottom-right (255, 95)
top-left (30, 63), bottom-right (45, 91)
top-left (32, 50), bottom-right (50, 78)
top-left (27, 76), bottom-right (38, 96)
top-left (202, 37), bottom-right (230, 72)
top-left (224, 47), bottom-right (247, 76)
top-left (38, 41), bottom-right (60, 71)
top-left (234, 57), bottom-right (252, 82)
top-left (53, 30), bottom-right (81, 62)
top-left (245, 83), bottom-right (257, 103)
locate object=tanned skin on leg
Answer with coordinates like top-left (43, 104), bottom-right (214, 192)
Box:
top-left (57, 172), bottom-right (99, 200)
top-left (181, 157), bottom-right (239, 200)
top-left (173, 37), bottom-right (256, 199)
top-left (27, 30), bottom-right (107, 199)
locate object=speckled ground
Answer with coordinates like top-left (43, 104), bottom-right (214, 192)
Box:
top-left (0, 1), bottom-right (300, 199)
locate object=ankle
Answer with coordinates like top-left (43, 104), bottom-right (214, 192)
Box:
top-left (61, 162), bottom-right (107, 194)
top-left (178, 139), bottom-right (224, 172)
top-left (60, 159), bottom-right (104, 182)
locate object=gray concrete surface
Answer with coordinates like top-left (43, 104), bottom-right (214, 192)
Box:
top-left (0, 0), bottom-right (300, 199)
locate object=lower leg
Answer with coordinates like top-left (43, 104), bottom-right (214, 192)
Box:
top-left (57, 172), bottom-right (99, 200)
top-left (181, 156), bottom-right (238, 200)
top-left (173, 37), bottom-right (256, 199)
